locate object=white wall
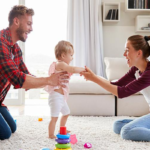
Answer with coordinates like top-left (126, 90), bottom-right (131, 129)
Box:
top-left (101, 0), bottom-right (150, 58)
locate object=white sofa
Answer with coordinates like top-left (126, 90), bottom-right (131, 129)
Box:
top-left (68, 57), bottom-right (149, 116)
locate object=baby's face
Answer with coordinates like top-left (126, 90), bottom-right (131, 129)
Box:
top-left (63, 49), bottom-right (74, 65)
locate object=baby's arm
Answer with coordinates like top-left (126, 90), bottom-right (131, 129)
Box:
top-left (56, 62), bottom-right (85, 73)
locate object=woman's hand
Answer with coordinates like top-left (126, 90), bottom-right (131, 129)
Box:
top-left (48, 72), bottom-right (69, 88)
top-left (80, 66), bottom-right (96, 81)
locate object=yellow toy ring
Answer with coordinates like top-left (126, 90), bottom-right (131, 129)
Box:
top-left (54, 148), bottom-right (72, 150)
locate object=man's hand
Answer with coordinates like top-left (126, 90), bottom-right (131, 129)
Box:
top-left (48, 72), bottom-right (69, 88)
top-left (80, 66), bottom-right (96, 82)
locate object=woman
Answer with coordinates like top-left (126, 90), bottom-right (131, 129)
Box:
top-left (81, 35), bottom-right (150, 141)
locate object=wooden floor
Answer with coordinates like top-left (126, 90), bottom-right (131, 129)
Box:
top-left (8, 99), bottom-right (50, 116)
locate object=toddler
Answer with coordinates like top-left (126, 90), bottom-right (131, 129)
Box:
top-left (44, 40), bottom-right (85, 139)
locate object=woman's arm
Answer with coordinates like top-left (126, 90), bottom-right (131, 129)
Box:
top-left (56, 62), bottom-right (85, 73)
top-left (81, 66), bottom-right (150, 99)
top-left (80, 67), bottom-right (118, 96)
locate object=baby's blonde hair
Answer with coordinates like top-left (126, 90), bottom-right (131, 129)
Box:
top-left (55, 40), bottom-right (73, 59)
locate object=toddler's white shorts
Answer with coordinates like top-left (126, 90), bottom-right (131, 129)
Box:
top-left (48, 91), bottom-right (70, 117)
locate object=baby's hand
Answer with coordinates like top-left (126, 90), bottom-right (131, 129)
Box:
top-left (80, 66), bottom-right (96, 81)
top-left (80, 68), bottom-right (87, 76)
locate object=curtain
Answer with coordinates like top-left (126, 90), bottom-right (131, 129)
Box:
top-left (67, 0), bottom-right (104, 76)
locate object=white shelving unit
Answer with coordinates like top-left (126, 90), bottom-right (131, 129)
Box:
top-left (125, 0), bottom-right (150, 12)
top-left (135, 15), bottom-right (150, 32)
top-left (103, 2), bottom-right (120, 22)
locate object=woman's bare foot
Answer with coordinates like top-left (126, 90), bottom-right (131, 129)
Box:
top-left (49, 135), bottom-right (56, 139)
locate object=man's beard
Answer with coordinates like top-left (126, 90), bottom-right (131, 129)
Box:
top-left (16, 24), bottom-right (26, 42)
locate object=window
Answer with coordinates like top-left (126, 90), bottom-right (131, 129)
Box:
top-left (25, 0), bottom-right (68, 100)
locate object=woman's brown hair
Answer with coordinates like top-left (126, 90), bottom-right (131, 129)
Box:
top-left (128, 35), bottom-right (150, 59)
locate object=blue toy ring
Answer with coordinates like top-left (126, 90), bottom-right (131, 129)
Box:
top-left (56, 133), bottom-right (70, 139)
top-left (55, 138), bottom-right (71, 144)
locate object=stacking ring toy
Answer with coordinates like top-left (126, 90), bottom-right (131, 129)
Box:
top-left (54, 148), bottom-right (72, 150)
top-left (41, 148), bottom-right (50, 150)
top-left (56, 133), bottom-right (70, 139)
top-left (55, 143), bottom-right (71, 149)
top-left (55, 138), bottom-right (71, 144)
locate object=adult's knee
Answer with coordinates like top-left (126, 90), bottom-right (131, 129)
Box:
top-left (120, 126), bottom-right (131, 140)
top-left (113, 121), bottom-right (122, 134)
top-left (1, 127), bottom-right (12, 140)
top-left (5, 129), bottom-right (12, 139)
top-left (11, 122), bottom-right (17, 133)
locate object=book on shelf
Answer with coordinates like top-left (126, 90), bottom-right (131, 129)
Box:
top-left (128, 0), bottom-right (134, 8)
top-left (112, 9), bottom-right (116, 20)
top-left (148, 0), bottom-right (150, 9)
top-left (105, 9), bottom-right (112, 20)
top-left (116, 9), bottom-right (118, 20)
top-left (145, 0), bottom-right (147, 8)
top-left (138, 0), bottom-right (142, 8)
top-left (136, 0), bottom-right (139, 8)
top-left (145, 0), bottom-right (150, 9)
top-left (141, 0), bottom-right (145, 9)
top-left (105, 9), bottom-right (118, 20)
top-left (141, 27), bottom-right (150, 30)
top-left (128, 0), bottom-right (150, 9)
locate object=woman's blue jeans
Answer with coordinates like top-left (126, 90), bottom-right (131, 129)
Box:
top-left (113, 113), bottom-right (150, 141)
top-left (0, 106), bottom-right (17, 140)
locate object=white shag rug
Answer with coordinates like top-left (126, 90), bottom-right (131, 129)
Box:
top-left (0, 116), bottom-right (150, 150)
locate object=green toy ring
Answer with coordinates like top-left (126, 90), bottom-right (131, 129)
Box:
top-left (55, 143), bottom-right (71, 149)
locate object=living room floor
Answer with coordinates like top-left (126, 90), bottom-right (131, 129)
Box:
top-left (8, 99), bottom-right (50, 116)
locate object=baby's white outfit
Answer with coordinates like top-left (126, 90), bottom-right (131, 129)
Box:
top-left (44, 62), bottom-right (71, 117)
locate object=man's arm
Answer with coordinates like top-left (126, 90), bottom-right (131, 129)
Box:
top-left (0, 42), bottom-right (69, 89)
top-left (22, 73), bottom-right (68, 89)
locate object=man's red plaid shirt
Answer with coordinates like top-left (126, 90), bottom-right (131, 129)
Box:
top-left (0, 28), bottom-right (31, 107)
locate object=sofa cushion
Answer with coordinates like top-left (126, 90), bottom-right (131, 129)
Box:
top-left (104, 57), bottom-right (130, 81)
top-left (69, 76), bottom-right (111, 94)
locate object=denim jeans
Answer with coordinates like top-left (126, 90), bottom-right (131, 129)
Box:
top-left (0, 106), bottom-right (17, 140)
top-left (113, 113), bottom-right (150, 141)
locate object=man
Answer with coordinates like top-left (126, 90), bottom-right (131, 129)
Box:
top-left (0, 5), bottom-right (68, 140)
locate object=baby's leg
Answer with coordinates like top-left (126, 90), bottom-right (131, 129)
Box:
top-left (60, 100), bottom-right (71, 133)
top-left (60, 114), bottom-right (70, 133)
top-left (48, 91), bottom-right (63, 138)
top-left (60, 114), bottom-right (69, 126)
top-left (49, 117), bottom-right (58, 139)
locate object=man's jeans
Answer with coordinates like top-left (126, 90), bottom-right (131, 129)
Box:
top-left (113, 113), bottom-right (150, 141)
top-left (0, 106), bottom-right (16, 140)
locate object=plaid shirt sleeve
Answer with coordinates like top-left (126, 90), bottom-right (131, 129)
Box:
top-left (19, 54), bottom-right (33, 77)
top-left (0, 41), bottom-right (26, 89)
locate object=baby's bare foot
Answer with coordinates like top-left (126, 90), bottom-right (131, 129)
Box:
top-left (67, 130), bottom-right (71, 133)
top-left (49, 135), bottom-right (56, 139)
top-left (58, 130), bottom-right (71, 134)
